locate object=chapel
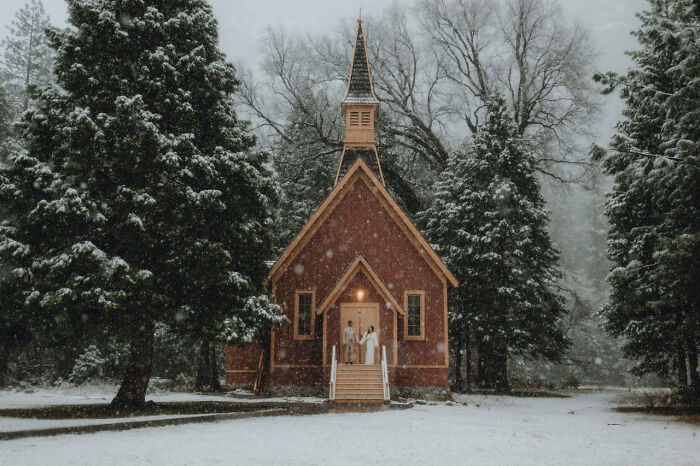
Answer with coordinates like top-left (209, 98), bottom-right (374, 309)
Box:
top-left (226, 17), bottom-right (458, 401)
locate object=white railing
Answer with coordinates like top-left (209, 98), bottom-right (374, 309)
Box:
top-left (381, 345), bottom-right (390, 402)
top-left (330, 345), bottom-right (337, 401)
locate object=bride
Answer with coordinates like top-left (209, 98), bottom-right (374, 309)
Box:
top-left (359, 326), bottom-right (379, 365)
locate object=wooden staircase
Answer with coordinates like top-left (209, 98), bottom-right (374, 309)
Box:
top-left (334, 365), bottom-right (385, 402)
top-left (329, 346), bottom-right (390, 403)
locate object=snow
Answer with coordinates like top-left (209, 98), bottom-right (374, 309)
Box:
top-left (1, 391), bottom-right (697, 465)
top-left (0, 413), bottom-right (207, 433)
top-left (0, 385), bottom-right (324, 410)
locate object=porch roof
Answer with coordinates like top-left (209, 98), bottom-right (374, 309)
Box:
top-left (315, 253), bottom-right (405, 316)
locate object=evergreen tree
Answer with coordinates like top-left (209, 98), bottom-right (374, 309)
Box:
top-left (594, 0), bottom-right (699, 392)
top-left (0, 78), bottom-right (26, 384)
top-left (0, 0), bottom-right (283, 407)
top-left (0, 81), bottom-right (12, 145)
top-left (272, 108), bottom-right (339, 253)
top-left (271, 107), bottom-right (430, 254)
top-left (421, 93), bottom-right (568, 392)
top-left (1, 0), bottom-right (54, 113)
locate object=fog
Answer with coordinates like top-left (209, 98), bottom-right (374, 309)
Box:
top-left (1, 0), bottom-right (645, 73)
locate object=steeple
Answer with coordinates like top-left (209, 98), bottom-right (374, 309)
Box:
top-left (335, 16), bottom-right (384, 186)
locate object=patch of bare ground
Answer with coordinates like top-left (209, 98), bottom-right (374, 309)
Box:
top-left (0, 400), bottom-right (324, 420)
top-left (452, 388), bottom-right (570, 398)
top-left (612, 388), bottom-right (700, 424)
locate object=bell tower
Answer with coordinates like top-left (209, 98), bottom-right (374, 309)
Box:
top-left (335, 16), bottom-right (384, 186)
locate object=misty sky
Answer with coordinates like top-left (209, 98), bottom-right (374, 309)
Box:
top-left (1, 0), bottom-right (647, 71)
top-left (0, 0), bottom-right (650, 142)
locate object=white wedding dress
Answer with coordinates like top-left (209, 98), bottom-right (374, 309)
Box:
top-left (360, 332), bottom-right (379, 365)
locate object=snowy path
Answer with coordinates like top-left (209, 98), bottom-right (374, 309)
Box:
top-left (1, 391), bottom-right (697, 465)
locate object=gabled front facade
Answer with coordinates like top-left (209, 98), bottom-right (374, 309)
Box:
top-left (226, 17), bottom-right (457, 393)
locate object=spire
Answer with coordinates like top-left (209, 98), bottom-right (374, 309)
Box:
top-left (342, 18), bottom-right (379, 105)
top-left (337, 17), bottom-right (383, 186)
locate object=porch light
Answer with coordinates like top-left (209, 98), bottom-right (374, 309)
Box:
top-left (357, 290), bottom-right (365, 300)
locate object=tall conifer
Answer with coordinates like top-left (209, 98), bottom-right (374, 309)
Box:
top-left (594, 0), bottom-right (699, 390)
top-left (1, 0), bottom-right (54, 113)
top-left (0, 0), bottom-right (284, 407)
top-left (421, 93), bottom-right (567, 391)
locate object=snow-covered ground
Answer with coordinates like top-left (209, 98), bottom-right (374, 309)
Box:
top-left (0, 384), bottom-right (324, 410)
top-left (0, 390), bottom-right (697, 465)
top-left (0, 413), bottom-right (210, 433)
top-left (0, 384), bottom-right (323, 434)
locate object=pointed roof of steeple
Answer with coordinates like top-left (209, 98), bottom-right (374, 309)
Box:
top-left (342, 18), bottom-right (379, 105)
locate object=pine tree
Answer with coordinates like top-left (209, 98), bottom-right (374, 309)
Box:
top-left (0, 81), bottom-right (12, 145)
top-left (272, 110), bottom-right (339, 253)
top-left (0, 78), bottom-right (26, 384)
top-left (1, 0), bottom-right (54, 113)
top-left (594, 0), bottom-right (699, 392)
top-left (420, 93), bottom-right (568, 392)
top-left (0, 0), bottom-right (283, 407)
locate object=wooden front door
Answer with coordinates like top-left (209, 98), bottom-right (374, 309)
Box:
top-left (340, 303), bottom-right (380, 364)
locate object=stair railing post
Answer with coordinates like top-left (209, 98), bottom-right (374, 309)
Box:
top-left (381, 345), bottom-right (390, 401)
top-left (330, 345), bottom-right (337, 401)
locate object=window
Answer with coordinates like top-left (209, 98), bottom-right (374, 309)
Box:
top-left (349, 111), bottom-right (360, 126)
top-left (294, 291), bottom-right (315, 340)
top-left (404, 290), bottom-right (425, 340)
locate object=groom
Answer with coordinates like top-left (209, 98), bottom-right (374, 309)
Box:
top-left (342, 320), bottom-right (359, 364)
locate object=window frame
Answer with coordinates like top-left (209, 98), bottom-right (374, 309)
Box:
top-left (293, 290), bottom-right (315, 340)
top-left (403, 290), bottom-right (425, 341)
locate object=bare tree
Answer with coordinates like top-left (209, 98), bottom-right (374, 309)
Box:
top-left (366, 7), bottom-right (451, 170)
top-left (239, 13), bottom-right (448, 218)
top-left (238, 0), bottom-right (600, 239)
top-left (239, 30), bottom-right (344, 153)
top-left (420, 0), bottom-right (599, 181)
top-left (238, 22), bottom-right (440, 227)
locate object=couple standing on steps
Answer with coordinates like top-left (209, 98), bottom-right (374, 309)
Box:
top-left (342, 320), bottom-right (379, 365)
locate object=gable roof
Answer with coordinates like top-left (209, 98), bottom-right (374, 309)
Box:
top-left (267, 157), bottom-right (459, 289)
top-left (315, 254), bottom-right (404, 315)
top-left (342, 18), bottom-right (379, 105)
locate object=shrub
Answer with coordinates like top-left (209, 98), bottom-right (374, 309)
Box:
top-left (562, 375), bottom-right (580, 389)
top-left (69, 345), bottom-right (106, 384)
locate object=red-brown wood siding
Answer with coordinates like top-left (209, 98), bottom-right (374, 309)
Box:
top-left (227, 176), bottom-right (449, 387)
top-left (225, 342), bottom-right (261, 385)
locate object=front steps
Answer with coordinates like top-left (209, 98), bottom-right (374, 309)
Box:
top-left (333, 364), bottom-right (386, 403)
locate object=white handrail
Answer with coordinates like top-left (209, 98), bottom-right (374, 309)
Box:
top-left (330, 345), bottom-right (337, 401)
top-left (381, 345), bottom-right (390, 401)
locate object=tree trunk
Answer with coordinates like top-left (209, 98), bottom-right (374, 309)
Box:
top-left (111, 323), bottom-right (155, 410)
top-left (492, 349), bottom-right (510, 393)
top-left (453, 331), bottom-right (463, 392)
top-left (195, 340), bottom-right (221, 392)
top-left (0, 347), bottom-right (9, 386)
top-left (676, 339), bottom-right (688, 387)
top-left (477, 340), bottom-right (510, 393)
top-left (467, 332), bottom-right (478, 388)
top-left (686, 337), bottom-right (699, 393)
top-left (476, 341), bottom-right (491, 388)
